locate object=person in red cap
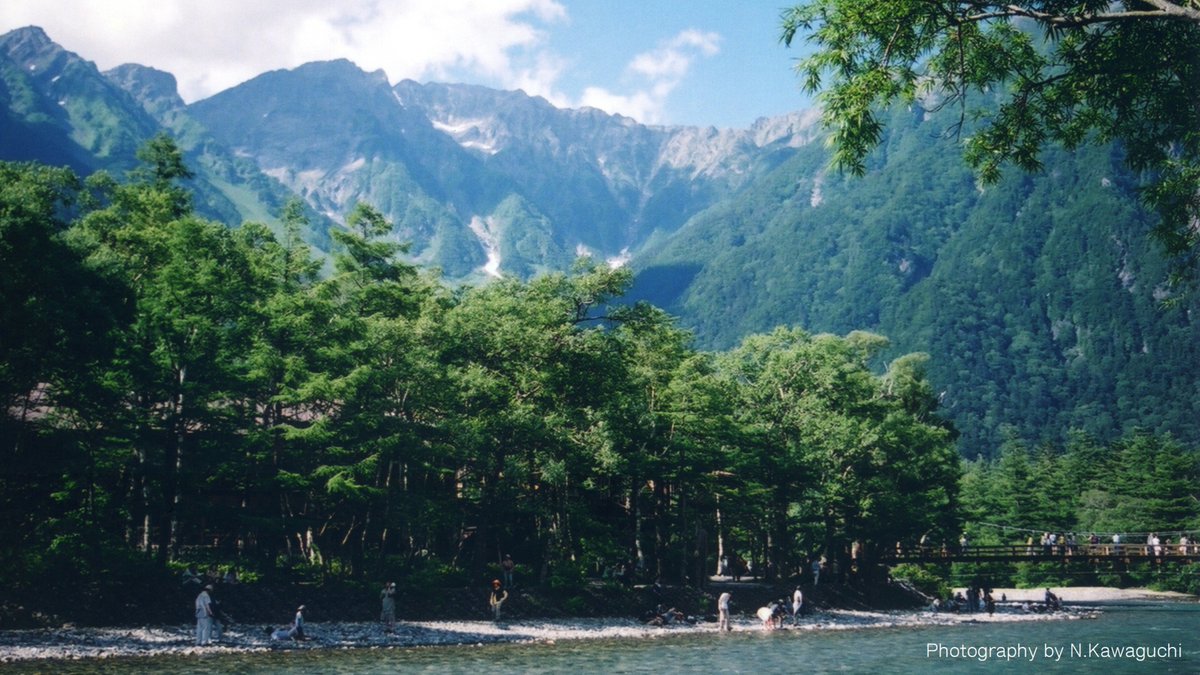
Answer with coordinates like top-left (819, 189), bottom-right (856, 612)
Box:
top-left (488, 580), bottom-right (508, 622)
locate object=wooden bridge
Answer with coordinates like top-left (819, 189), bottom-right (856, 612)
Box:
top-left (878, 544), bottom-right (1200, 565)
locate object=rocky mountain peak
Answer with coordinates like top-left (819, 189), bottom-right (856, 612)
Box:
top-left (0, 25), bottom-right (54, 56)
top-left (105, 63), bottom-right (185, 115)
top-left (0, 25), bottom-right (86, 77)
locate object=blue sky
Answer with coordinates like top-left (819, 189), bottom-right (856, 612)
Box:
top-left (0, 1), bottom-right (812, 128)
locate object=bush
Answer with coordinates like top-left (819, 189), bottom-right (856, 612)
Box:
top-left (545, 561), bottom-right (587, 592)
top-left (891, 563), bottom-right (951, 599)
top-left (404, 560), bottom-right (470, 589)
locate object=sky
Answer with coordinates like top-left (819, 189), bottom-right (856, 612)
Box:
top-left (0, 1), bottom-right (812, 129)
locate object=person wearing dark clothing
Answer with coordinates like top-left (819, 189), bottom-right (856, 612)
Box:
top-left (288, 605), bottom-right (307, 640)
top-left (489, 580), bottom-right (508, 621)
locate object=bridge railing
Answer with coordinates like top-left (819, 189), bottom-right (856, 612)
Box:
top-left (880, 542), bottom-right (1200, 562)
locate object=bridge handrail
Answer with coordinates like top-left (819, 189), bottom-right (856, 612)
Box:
top-left (881, 542), bottom-right (1200, 561)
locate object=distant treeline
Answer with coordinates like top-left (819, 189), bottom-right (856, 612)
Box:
top-left (954, 430), bottom-right (1200, 592)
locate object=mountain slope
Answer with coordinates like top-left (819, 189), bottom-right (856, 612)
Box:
top-left (3, 27), bottom-right (1197, 454)
top-left (0, 26), bottom-right (315, 239)
top-left (104, 62), bottom-right (334, 247)
top-left (631, 103), bottom-right (1200, 453)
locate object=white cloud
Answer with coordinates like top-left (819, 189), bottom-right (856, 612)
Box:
top-left (0, 0), bottom-right (567, 102)
top-left (1, 2), bottom-right (723, 125)
top-left (578, 29), bottom-right (720, 124)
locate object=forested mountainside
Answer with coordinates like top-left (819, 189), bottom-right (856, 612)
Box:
top-left (3, 25), bottom-right (1198, 455)
top-left (632, 103), bottom-right (1200, 454)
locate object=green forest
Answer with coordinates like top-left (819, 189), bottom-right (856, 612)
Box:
top-left (3, 134), bottom-right (1198, 614)
top-left (1, 142), bottom-right (963, 597)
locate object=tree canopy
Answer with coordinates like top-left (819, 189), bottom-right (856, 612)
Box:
top-left (1, 140), bottom-right (965, 598)
top-left (781, 0), bottom-right (1200, 275)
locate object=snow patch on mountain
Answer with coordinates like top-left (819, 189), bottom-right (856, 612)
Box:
top-left (469, 215), bottom-right (503, 278)
top-left (430, 118), bottom-right (502, 155)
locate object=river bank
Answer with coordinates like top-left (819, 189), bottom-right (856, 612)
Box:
top-left (0, 603), bottom-right (1099, 663)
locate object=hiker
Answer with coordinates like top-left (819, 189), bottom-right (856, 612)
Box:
top-left (194, 584), bottom-right (214, 646)
top-left (381, 581), bottom-right (396, 632)
top-left (791, 586), bottom-right (804, 624)
top-left (501, 554), bottom-right (516, 588)
top-left (288, 605), bottom-right (307, 640)
top-left (717, 591), bottom-right (732, 631)
top-left (489, 580), bottom-right (508, 621)
top-left (1044, 589), bottom-right (1061, 611)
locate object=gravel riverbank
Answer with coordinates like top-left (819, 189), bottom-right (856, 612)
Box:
top-left (0, 604), bottom-right (1100, 663)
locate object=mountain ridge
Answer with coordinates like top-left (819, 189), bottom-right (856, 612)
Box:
top-left (3, 25), bottom-right (1198, 454)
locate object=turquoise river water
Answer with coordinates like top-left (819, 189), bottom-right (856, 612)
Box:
top-left (8, 603), bottom-right (1198, 673)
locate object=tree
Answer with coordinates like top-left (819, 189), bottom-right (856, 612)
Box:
top-left (781, 1), bottom-right (1200, 273)
top-left (719, 328), bottom-right (959, 577)
top-left (73, 136), bottom-right (256, 564)
top-left (0, 162), bottom-right (127, 582)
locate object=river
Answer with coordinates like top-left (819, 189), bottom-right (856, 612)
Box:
top-left (5, 603), bottom-right (1197, 673)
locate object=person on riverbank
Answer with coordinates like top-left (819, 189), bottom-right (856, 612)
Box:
top-left (1044, 589), bottom-right (1061, 612)
top-left (194, 584), bottom-right (214, 646)
top-left (489, 580), bottom-right (508, 622)
top-left (289, 605), bottom-right (307, 640)
top-left (501, 554), bottom-right (515, 588)
top-left (756, 602), bottom-right (784, 630)
top-left (791, 586), bottom-right (804, 624)
top-left (717, 591), bottom-right (732, 631)
top-left (182, 566), bottom-right (201, 589)
top-left (381, 582), bottom-right (396, 632)
top-left (811, 557), bottom-right (821, 586)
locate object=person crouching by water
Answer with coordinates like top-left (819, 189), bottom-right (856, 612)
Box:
top-left (756, 602), bottom-right (784, 630)
top-left (380, 581), bottom-right (396, 632)
top-left (489, 580), bottom-right (508, 622)
top-left (194, 584), bottom-right (214, 646)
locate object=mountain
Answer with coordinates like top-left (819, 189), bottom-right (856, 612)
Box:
top-left (631, 103), bottom-right (1200, 454)
top-left (0, 26), bottom-right (330, 244)
top-left (0, 26), bottom-right (157, 175)
top-left (185, 67), bottom-right (818, 279)
top-left (3, 26), bottom-right (1198, 454)
top-left (394, 80), bottom-right (817, 261)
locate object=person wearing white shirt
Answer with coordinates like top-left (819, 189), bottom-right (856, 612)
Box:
top-left (194, 585), bottom-right (214, 646)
